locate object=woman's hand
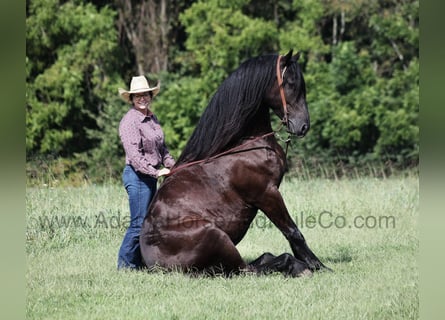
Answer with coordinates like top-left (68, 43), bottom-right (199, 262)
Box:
top-left (157, 168), bottom-right (171, 177)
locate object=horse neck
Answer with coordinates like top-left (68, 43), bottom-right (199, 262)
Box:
top-left (242, 103), bottom-right (273, 138)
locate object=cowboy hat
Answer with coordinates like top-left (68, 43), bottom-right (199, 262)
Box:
top-left (118, 76), bottom-right (160, 103)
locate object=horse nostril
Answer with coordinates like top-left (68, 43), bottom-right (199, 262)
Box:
top-left (301, 124), bottom-right (308, 135)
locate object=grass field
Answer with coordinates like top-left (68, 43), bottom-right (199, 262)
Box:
top-left (26, 175), bottom-right (418, 319)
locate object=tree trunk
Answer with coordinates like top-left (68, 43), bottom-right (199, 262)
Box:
top-left (117, 0), bottom-right (170, 75)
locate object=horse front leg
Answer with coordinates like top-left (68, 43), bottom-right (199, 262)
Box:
top-left (256, 185), bottom-right (330, 272)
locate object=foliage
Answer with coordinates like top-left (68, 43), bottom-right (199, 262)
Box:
top-left (180, 0), bottom-right (278, 79)
top-left (26, 0), bottom-right (419, 184)
top-left (151, 73), bottom-right (207, 159)
top-left (26, 0), bottom-right (123, 156)
top-left (291, 0), bottom-right (419, 166)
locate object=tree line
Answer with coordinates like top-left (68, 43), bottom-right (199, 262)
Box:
top-left (26, 0), bottom-right (419, 183)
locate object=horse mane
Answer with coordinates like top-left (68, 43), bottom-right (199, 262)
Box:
top-left (175, 54), bottom-right (278, 165)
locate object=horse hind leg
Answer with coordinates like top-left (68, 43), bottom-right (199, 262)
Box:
top-left (249, 253), bottom-right (312, 277)
top-left (184, 225), bottom-right (248, 277)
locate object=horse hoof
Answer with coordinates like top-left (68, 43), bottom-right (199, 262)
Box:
top-left (298, 268), bottom-right (313, 277)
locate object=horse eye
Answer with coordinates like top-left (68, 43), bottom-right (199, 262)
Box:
top-left (285, 75), bottom-right (296, 85)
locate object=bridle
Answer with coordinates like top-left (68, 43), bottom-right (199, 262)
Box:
top-left (276, 55), bottom-right (292, 155)
top-left (276, 55), bottom-right (289, 127)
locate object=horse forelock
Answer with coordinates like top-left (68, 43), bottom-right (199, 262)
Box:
top-left (175, 55), bottom-right (278, 165)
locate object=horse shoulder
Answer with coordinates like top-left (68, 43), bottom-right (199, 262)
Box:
top-left (227, 146), bottom-right (284, 202)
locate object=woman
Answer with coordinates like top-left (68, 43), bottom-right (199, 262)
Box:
top-left (117, 75), bottom-right (175, 270)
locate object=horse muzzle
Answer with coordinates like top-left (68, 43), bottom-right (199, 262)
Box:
top-left (287, 118), bottom-right (310, 138)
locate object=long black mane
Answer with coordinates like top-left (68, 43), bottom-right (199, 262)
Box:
top-left (175, 54), bottom-right (279, 165)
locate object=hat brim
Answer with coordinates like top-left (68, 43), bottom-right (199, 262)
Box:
top-left (118, 83), bottom-right (160, 103)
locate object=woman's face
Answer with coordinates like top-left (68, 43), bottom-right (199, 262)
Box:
top-left (132, 92), bottom-right (152, 113)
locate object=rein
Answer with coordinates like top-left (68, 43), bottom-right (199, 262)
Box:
top-left (166, 132), bottom-right (276, 177)
top-left (165, 55), bottom-right (292, 177)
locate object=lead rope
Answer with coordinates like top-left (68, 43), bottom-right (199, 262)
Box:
top-left (166, 132), bottom-right (276, 177)
top-left (273, 122), bottom-right (292, 158)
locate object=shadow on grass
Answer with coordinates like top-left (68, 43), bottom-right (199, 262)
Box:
top-left (134, 253), bottom-right (336, 279)
top-left (120, 247), bottom-right (356, 278)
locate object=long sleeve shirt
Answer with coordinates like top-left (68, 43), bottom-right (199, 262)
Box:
top-left (119, 108), bottom-right (175, 178)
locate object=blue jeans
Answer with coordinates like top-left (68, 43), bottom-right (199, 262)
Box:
top-left (118, 165), bottom-right (157, 270)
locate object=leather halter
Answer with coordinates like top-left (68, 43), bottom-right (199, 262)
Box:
top-left (276, 55), bottom-right (289, 127)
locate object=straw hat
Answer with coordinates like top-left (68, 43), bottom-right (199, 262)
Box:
top-left (118, 76), bottom-right (160, 103)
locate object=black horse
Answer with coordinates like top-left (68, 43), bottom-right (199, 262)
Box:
top-left (140, 50), bottom-right (329, 276)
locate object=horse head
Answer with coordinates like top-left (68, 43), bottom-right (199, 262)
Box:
top-left (268, 50), bottom-right (310, 138)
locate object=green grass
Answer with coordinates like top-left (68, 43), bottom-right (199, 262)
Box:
top-left (26, 176), bottom-right (418, 319)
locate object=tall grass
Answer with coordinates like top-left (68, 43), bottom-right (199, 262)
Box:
top-left (26, 154), bottom-right (418, 186)
top-left (26, 175), bottom-right (418, 319)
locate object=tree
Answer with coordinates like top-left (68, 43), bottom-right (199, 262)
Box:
top-left (117, 0), bottom-right (169, 75)
top-left (152, 0), bottom-right (280, 158)
top-left (26, 0), bottom-right (122, 157)
top-left (293, 0), bottom-right (419, 165)
top-left (26, 0), bottom-right (419, 183)
top-left (116, 0), bottom-right (195, 76)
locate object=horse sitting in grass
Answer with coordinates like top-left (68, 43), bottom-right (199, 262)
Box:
top-left (140, 50), bottom-right (329, 277)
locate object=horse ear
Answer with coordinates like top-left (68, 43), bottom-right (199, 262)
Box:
top-left (294, 51), bottom-right (301, 61)
top-left (284, 49), bottom-right (293, 64)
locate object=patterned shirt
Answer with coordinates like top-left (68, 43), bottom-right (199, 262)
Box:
top-left (119, 108), bottom-right (175, 178)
